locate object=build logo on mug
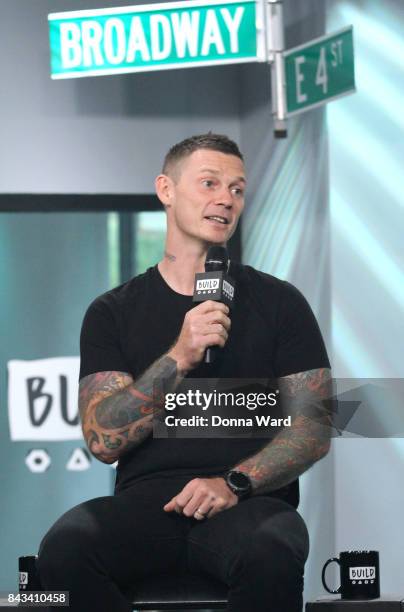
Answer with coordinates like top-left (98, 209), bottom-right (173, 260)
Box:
top-left (322, 550), bottom-right (380, 599)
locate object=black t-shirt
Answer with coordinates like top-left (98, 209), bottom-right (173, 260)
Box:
top-left (80, 263), bottom-right (330, 507)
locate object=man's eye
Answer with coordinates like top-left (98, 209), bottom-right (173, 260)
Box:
top-left (202, 180), bottom-right (214, 188)
top-left (231, 187), bottom-right (244, 197)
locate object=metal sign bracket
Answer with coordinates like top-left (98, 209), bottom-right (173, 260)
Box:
top-left (265, 0), bottom-right (287, 137)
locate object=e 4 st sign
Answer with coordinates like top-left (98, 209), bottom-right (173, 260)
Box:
top-left (49, 0), bottom-right (266, 79)
top-left (284, 27), bottom-right (355, 116)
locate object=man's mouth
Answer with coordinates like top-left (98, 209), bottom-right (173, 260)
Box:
top-left (205, 216), bottom-right (230, 225)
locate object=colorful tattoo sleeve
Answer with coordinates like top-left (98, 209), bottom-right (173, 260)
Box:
top-left (235, 368), bottom-right (333, 494)
top-left (79, 355), bottom-right (181, 463)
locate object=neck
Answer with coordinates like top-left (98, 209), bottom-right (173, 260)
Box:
top-left (158, 242), bottom-right (223, 296)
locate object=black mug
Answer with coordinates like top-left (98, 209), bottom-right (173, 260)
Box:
top-left (322, 550), bottom-right (380, 599)
top-left (19, 555), bottom-right (42, 591)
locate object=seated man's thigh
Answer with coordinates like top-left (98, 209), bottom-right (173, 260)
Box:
top-left (38, 477), bottom-right (191, 587)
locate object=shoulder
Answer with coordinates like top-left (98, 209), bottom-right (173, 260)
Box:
top-left (80, 267), bottom-right (156, 338)
top-left (231, 262), bottom-right (304, 312)
top-left (85, 266), bottom-right (155, 317)
top-left (232, 261), bottom-right (294, 292)
top-left (230, 264), bottom-right (329, 374)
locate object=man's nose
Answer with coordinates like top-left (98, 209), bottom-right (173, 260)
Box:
top-left (215, 189), bottom-right (233, 209)
top-left (218, 201), bottom-right (233, 210)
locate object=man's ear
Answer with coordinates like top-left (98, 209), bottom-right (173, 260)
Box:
top-left (155, 174), bottom-right (174, 208)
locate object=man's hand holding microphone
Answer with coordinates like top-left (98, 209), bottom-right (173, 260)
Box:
top-left (168, 300), bottom-right (231, 374)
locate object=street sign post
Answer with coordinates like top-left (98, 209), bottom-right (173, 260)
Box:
top-left (283, 26), bottom-right (355, 116)
top-left (48, 0), bottom-right (267, 79)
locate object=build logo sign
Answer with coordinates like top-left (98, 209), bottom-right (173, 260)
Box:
top-left (8, 357), bottom-right (81, 441)
top-left (49, 0), bottom-right (262, 79)
top-left (7, 358), bottom-right (92, 473)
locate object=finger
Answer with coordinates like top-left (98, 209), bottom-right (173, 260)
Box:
top-left (172, 488), bottom-right (199, 514)
top-left (172, 478), bottom-right (210, 517)
top-left (184, 487), bottom-right (218, 518)
top-left (206, 495), bottom-right (231, 518)
top-left (180, 482), bottom-right (214, 518)
top-left (193, 508), bottom-right (208, 521)
top-left (201, 323), bottom-right (228, 340)
top-left (194, 498), bottom-right (224, 520)
top-left (181, 491), bottom-right (206, 518)
top-left (194, 496), bottom-right (215, 519)
top-left (196, 301), bottom-right (230, 315)
top-left (205, 505), bottom-right (221, 518)
top-left (205, 311), bottom-right (231, 330)
top-left (163, 498), bottom-right (180, 512)
top-left (204, 332), bottom-right (228, 348)
top-left (188, 497), bottom-right (212, 520)
top-left (164, 495), bottom-right (190, 514)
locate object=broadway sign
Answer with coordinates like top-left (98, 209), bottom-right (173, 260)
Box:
top-left (49, 0), bottom-right (267, 79)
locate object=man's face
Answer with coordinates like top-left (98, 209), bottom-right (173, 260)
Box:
top-left (166, 148), bottom-right (246, 246)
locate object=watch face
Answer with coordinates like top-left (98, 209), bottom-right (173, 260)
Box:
top-left (228, 471), bottom-right (251, 492)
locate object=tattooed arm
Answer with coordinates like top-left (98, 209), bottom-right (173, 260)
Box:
top-left (79, 297), bottom-right (231, 464)
top-left (79, 293), bottom-right (232, 464)
top-left (234, 367), bottom-right (333, 495)
top-left (79, 355), bottom-right (183, 464)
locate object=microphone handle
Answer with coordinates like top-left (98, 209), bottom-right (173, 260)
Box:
top-left (205, 346), bottom-right (216, 364)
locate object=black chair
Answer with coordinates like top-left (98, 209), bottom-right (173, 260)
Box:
top-left (19, 556), bottom-right (228, 610)
top-left (126, 573), bottom-right (228, 610)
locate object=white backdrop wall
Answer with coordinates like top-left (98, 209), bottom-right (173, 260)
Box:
top-left (326, 0), bottom-right (404, 594)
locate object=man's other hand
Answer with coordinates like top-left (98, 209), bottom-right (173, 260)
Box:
top-left (163, 477), bottom-right (238, 520)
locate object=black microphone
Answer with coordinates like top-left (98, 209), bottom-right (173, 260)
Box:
top-left (192, 246), bottom-right (236, 364)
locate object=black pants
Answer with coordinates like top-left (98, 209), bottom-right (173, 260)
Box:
top-left (38, 476), bottom-right (309, 612)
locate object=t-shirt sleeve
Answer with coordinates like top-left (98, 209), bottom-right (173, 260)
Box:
top-left (273, 281), bottom-right (330, 377)
top-left (79, 296), bottom-right (130, 380)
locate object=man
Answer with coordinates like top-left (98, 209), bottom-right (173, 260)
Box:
top-left (38, 133), bottom-right (331, 611)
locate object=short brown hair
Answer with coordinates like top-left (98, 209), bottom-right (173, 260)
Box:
top-left (162, 132), bottom-right (243, 178)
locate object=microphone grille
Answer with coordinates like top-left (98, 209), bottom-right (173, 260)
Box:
top-left (205, 246), bottom-right (229, 272)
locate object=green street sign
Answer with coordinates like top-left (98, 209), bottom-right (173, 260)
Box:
top-left (284, 27), bottom-right (355, 116)
top-left (49, 0), bottom-right (265, 79)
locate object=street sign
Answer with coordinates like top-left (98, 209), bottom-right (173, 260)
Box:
top-left (284, 27), bottom-right (355, 116)
top-left (48, 0), bottom-right (266, 79)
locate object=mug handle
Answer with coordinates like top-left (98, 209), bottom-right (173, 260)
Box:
top-left (322, 557), bottom-right (341, 594)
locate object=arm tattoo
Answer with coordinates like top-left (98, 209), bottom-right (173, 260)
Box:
top-left (102, 433), bottom-right (123, 449)
top-left (235, 368), bottom-right (333, 494)
top-left (79, 355), bottom-right (182, 463)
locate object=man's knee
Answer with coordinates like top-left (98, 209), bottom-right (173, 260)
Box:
top-left (233, 505), bottom-right (309, 583)
top-left (38, 507), bottom-right (100, 585)
top-left (245, 511), bottom-right (309, 578)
